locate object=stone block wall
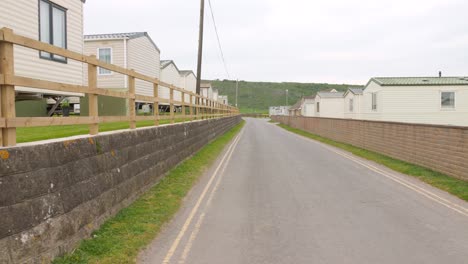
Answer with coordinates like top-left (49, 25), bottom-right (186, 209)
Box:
top-left (0, 116), bottom-right (241, 263)
top-left (272, 116), bottom-right (468, 181)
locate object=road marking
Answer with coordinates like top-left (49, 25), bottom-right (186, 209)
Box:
top-left (284, 128), bottom-right (468, 218)
top-left (162, 129), bottom-right (244, 264)
top-left (178, 130), bottom-right (243, 263)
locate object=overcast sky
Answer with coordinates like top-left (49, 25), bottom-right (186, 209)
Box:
top-left (85, 0), bottom-right (468, 85)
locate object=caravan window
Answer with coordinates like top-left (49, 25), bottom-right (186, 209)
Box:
top-left (441, 92), bottom-right (455, 109)
top-left (98, 48), bottom-right (112, 75)
top-left (39, 0), bottom-right (67, 63)
top-left (371, 93), bottom-right (377, 111)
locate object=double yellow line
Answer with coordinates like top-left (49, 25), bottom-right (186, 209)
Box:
top-left (163, 128), bottom-right (245, 264)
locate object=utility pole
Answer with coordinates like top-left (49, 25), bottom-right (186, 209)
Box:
top-left (235, 79), bottom-right (238, 107)
top-left (195, 0), bottom-right (205, 95)
top-left (286, 89), bottom-right (289, 105)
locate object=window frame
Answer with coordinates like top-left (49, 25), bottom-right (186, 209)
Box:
top-left (371, 93), bottom-right (377, 111)
top-left (97, 47), bottom-right (113, 75)
top-left (38, 0), bottom-right (68, 63)
top-left (349, 98), bottom-right (354, 112)
top-left (316, 102), bottom-right (320, 113)
top-left (440, 91), bottom-right (456, 110)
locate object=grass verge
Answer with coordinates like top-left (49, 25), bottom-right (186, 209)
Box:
top-left (53, 120), bottom-right (245, 264)
top-left (17, 118), bottom-right (189, 143)
top-left (277, 123), bottom-right (468, 202)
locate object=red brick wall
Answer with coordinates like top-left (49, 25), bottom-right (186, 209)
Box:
top-left (272, 116), bottom-right (468, 181)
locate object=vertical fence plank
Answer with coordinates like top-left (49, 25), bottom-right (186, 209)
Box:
top-left (128, 70), bottom-right (136, 129)
top-left (196, 95), bottom-right (199, 120)
top-left (181, 92), bottom-right (186, 121)
top-left (170, 86), bottom-right (174, 124)
top-left (153, 82), bottom-right (159, 126)
top-left (203, 98), bottom-right (206, 119)
top-left (0, 28), bottom-right (16, 146)
top-left (88, 55), bottom-right (99, 135)
top-left (209, 100), bottom-right (212, 118)
top-left (190, 94), bottom-right (194, 121)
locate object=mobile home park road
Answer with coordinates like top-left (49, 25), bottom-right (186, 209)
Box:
top-left (139, 118), bottom-right (468, 264)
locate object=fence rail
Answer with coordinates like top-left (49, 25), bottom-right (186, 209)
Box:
top-left (0, 27), bottom-right (239, 146)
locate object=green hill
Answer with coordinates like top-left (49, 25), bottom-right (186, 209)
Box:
top-left (209, 80), bottom-right (363, 113)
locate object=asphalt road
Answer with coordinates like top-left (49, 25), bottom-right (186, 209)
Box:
top-left (139, 118), bottom-right (468, 264)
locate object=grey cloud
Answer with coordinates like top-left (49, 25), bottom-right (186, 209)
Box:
top-left (85, 0), bottom-right (468, 84)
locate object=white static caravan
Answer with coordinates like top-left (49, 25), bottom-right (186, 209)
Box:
top-left (343, 88), bottom-right (363, 119)
top-left (301, 96), bottom-right (316, 117)
top-left (269, 106), bottom-right (290, 116)
top-left (361, 77), bottom-right (468, 126)
top-left (212, 89), bottom-right (219, 102)
top-left (0, 0), bottom-right (86, 116)
top-left (180, 70), bottom-right (196, 103)
top-left (200, 82), bottom-right (214, 99)
top-left (84, 32), bottom-right (161, 97)
top-left (160, 60), bottom-right (181, 106)
top-left (289, 100), bottom-right (303, 116)
top-left (218, 95), bottom-right (229, 105)
top-left (315, 90), bottom-right (345, 118)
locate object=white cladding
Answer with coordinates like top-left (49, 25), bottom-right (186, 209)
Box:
top-left (344, 91), bottom-right (363, 119)
top-left (218, 95), bottom-right (228, 105)
top-left (301, 98), bottom-right (316, 117)
top-left (180, 72), bottom-right (196, 103)
top-left (270, 106), bottom-right (290, 116)
top-left (160, 62), bottom-right (181, 105)
top-left (315, 93), bottom-right (345, 118)
top-left (0, 0), bottom-right (84, 96)
top-left (84, 33), bottom-right (160, 99)
top-left (361, 80), bottom-right (468, 126)
top-left (213, 90), bottom-right (219, 102)
top-left (200, 82), bottom-right (213, 99)
top-left (127, 36), bottom-right (160, 97)
top-left (84, 40), bottom-right (125, 89)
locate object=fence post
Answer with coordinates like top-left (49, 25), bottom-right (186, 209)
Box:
top-left (208, 99), bottom-right (211, 119)
top-left (199, 97), bottom-right (203, 120)
top-left (181, 91), bottom-right (186, 122)
top-left (170, 85), bottom-right (174, 124)
top-left (128, 70), bottom-right (136, 129)
top-left (190, 94), bottom-right (194, 121)
top-left (88, 55), bottom-right (99, 135)
top-left (0, 28), bottom-right (16, 146)
top-left (204, 98), bottom-right (207, 119)
top-left (153, 82), bottom-right (159, 126)
top-left (196, 96), bottom-right (200, 120)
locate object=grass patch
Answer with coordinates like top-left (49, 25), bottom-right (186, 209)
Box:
top-left (17, 118), bottom-right (190, 143)
top-left (53, 120), bottom-right (245, 264)
top-left (277, 123), bottom-right (468, 202)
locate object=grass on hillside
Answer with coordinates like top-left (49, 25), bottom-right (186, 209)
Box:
top-left (17, 118), bottom-right (189, 143)
top-left (53, 120), bottom-right (245, 264)
top-left (277, 124), bottom-right (468, 202)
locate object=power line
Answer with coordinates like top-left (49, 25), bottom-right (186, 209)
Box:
top-left (207, 0), bottom-right (231, 79)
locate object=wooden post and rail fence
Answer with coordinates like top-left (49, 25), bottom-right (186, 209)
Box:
top-left (0, 27), bottom-right (239, 147)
